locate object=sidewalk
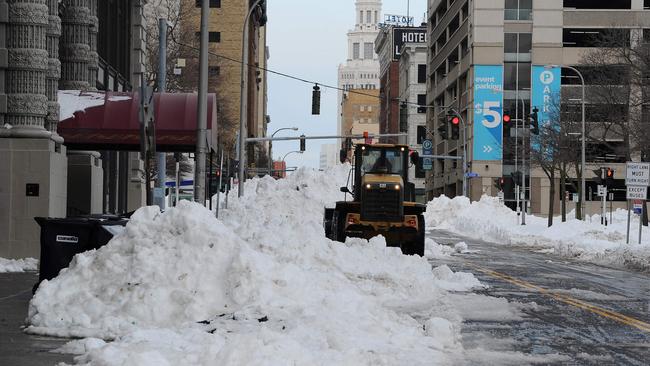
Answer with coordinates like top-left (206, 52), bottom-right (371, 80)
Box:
top-left (0, 272), bottom-right (73, 366)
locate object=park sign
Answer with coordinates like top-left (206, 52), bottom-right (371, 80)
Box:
top-left (625, 162), bottom-right (650, 186)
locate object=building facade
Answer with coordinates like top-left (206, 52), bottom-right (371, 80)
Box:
top-left (341, 88), bottom-right (380, 162)
top-left (375, 25), bottom-right (427, 144)
top-left (319, 143), bottom-right (338, 170)
top-left (178, 0), bottom-right (268, 170)
top-left (0, 0), bottom-right (147, 259)
top-left (337, 0), bottom-right (382, 137)
top-left (426, 0), bottom-right (650, 216)
top-left (398, 43), bottom-right (428, 199)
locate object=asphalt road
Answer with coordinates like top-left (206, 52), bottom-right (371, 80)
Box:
top-left (0, 272), bottom-right (72, 366)
top-left (429, 229), bottom-right (650, 365)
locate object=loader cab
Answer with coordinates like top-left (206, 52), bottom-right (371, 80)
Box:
top-left (352, 144), bottom-right (414, 202)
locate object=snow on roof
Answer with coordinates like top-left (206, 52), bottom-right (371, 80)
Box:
top-left (58, 90), bottom-right (132, 121)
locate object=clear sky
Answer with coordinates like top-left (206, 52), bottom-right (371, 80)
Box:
top-left (266, 0), bottom-right (428, 169)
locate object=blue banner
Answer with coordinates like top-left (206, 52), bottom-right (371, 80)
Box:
top-left (531, 66), bottom-right (561, 129)
top-left (473, 65), bottom-right (504, 161)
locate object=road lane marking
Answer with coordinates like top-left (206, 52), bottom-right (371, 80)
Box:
top-left (467, 263), bottom-right (650, 333)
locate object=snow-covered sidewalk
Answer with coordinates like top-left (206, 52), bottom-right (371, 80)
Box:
top-left (0, 257), bottom-right (38, 273)
top-left (25, 166), bottom-right (557, 365)
top-left (425, 195), bottom-right (650, 271)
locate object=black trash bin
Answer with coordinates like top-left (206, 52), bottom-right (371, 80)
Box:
top-left (33, 216), bottom-right (128, 292)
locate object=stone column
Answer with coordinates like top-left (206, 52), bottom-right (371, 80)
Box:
top-left (59, 0), bottom-right (90, 90)
top-left (87, 0), bottom-right (97, 91)
top-left (5, 0), bottom-right (50, 138)
top-left (45, 0), bottom-right (61, 139)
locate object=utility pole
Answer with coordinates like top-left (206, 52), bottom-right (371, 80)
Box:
top-left (156, 18), bottom-right (168, 210)
top-left (522, 126), bottom-right (527, 225)
top-left (194, 0), bottom-right (209, 205)
top-left (238, 0), bottom-right (265, 197)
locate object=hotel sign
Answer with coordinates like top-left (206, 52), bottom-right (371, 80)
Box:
top-left (392, 28), bottom-right (427, 59)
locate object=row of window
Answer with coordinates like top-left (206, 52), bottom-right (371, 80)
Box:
top-left (359, 10), bottom-right (379, 25)
top-left (341, 73), bottom-right (378, 80)
top-left (342, 84), bottom-right (377, 91)
top-left (353, 42), bottom-right (375, 60)
top-left (359, 105), bottom-right (373, 112)
top-left (354, 117), bottom-right (376, 124)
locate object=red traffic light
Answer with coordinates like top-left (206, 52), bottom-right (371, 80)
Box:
top-left (451, 116), bottom-right (460, 125)
top-left (606, 168), bottom-right (613, 178)
top-left (503, 115), bottom-right (511, 123)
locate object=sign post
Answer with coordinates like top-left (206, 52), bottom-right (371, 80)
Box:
top-left (422, 139), bottom-right (433, 171)
top-left (625, 162), bottom-right (650, 244)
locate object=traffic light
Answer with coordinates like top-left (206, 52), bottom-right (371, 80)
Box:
top-left (606, 168), bottom-right (614, 187)
top-left (494, 177), bottom-right (505, 191)
top-left (416, 125), bottom-right (427, 144)
top-left (448, 114), bottom-right (460, 140)
top-left (312, 85), bottom-right (320, 115)
top-left (437, 124), bottom-right (448, 140)
top-left (593, 168), bottom-right (604, 185)
top-left (529, 107), bottom-right (539, 135)
top-left (503, 114), bottom-right (511, 124)
top-left (299, 134), bottom-right (306, 152)
top-left (511, 171), bottom-right (522, 186)
top-left (339, 149), bottom-right (347, 164)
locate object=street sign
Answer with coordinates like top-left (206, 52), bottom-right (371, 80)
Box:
top-left (633, 201), bottom-right (644, 214)
top-left (422, 157), bottom-right (432, 171)
top-left (572, 193), bottom-right (579, 202)
top-left (422, 139), bottom-right (433, 155)
top-left (626, 162), bottom-right (650, 186)
top-left (465, 172), bottom-right (479, 178)
top-left (597, 185), bottom-right (606, 197)
top-left (627, 186), bottom-right (648, 200)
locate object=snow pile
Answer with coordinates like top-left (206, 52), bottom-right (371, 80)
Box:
top-left (58, 90), bottom-right (131, 121)
top-left (28, 165), bottom-right (497, 365)
top-left (425, 195), bottom-right (650, 270)
top-left (0, 257), bottom-right (38, 273)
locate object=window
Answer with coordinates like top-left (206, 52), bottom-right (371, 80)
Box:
top-left (353, 43), bottom-right (360, 59)
top-left (504, 62), bottom-right (531, 90)
top-left (360, 105), bottom-right (366, 112)
top-left (367, 10), bottom-right (371, 24)
top-left (417, 94), bottom-right (427, 113)
top-left (505, 0), bottom-right (532, 21)
top-left (417, 64), bottom-right (427, 83)
top-left (364, 42), bottom-right (374, 59)
top-left (209, 31), bottom-right (220, 43)
top-left (504, 33), bottom-right (532, 55)
top-left (563, 0), bottom-right (630, 9)
top-left (375, 11), bottom-right (378, 24)
top-left (360, 11), bottom-right (363, 24)
top-left (563, 28), bottom-right (630, 48)
top-left (195, 31), bottom-right (221, 43)
top-left (368, 105), bottom-right (372, 112)
top-left (195, 0), bottom-right (221, 7)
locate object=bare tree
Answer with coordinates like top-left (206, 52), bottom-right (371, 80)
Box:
top-left (579, 28), bottom-right (650, 161)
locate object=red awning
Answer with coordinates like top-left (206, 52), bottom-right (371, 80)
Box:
top-left (58, 92), bottom-right (218, 152)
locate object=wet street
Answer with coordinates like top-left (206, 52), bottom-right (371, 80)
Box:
top-left (429, 229), bottom-right (650, 365)
top-left (0, 272), bottom-right (72, 366)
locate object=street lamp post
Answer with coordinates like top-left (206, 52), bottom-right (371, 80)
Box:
top-left (237, 0), bottom-right (265, 198)
top-left (550, 64), bottom-right (586, 220)
top-left (269, 127), bottom-right (298, 176)
top-left (282, 150), bottom-right (303, 162)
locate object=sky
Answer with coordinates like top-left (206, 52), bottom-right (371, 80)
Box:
top-left (266, 0), bottom-right (428, 169)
